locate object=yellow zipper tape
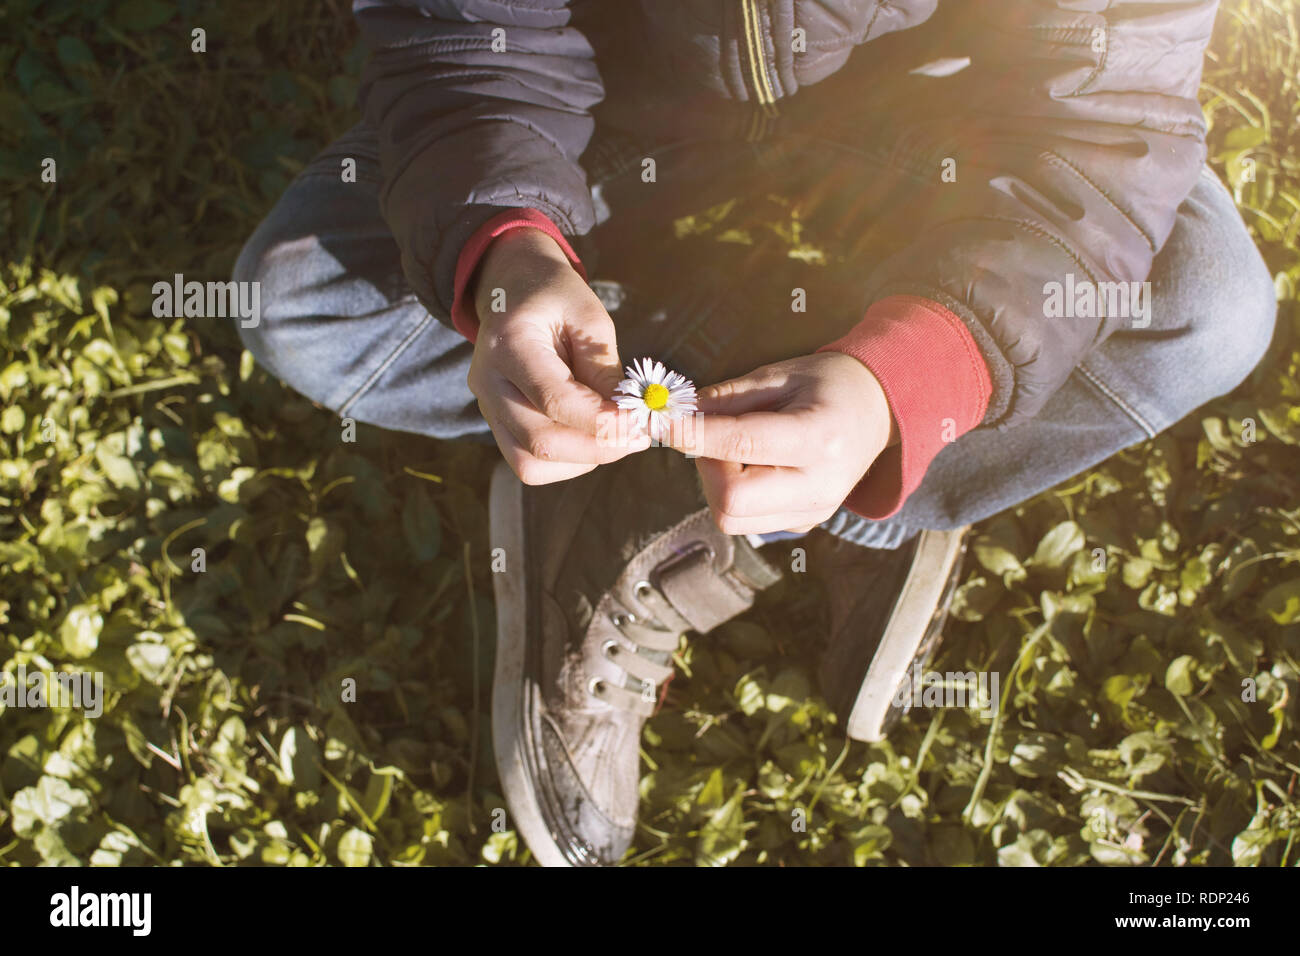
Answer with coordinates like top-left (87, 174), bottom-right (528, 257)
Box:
top-left (740, 0), bottom-right (780, 115)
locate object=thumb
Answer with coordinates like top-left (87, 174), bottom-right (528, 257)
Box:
top-left (566, 307), bottom-right (625, 399)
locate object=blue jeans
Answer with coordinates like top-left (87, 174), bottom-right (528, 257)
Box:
top-left (233, 122), bottom-right (1276, 548)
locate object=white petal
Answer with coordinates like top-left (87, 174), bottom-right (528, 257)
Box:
top-left (648, 412), bottom-right (666, 440)
top-left (667, 397), bottom-right (696, 415)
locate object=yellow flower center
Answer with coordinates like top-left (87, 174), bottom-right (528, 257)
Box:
top-left (642, 383), bottom-right (670, 411)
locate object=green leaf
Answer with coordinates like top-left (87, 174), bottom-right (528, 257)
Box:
top-left (126, 642), bottom-right (171, 684)
top-left (1178, 555), bottom-right (1214, 603)
top-left (34, 827), bottom-right (80, 865)
top-left (995, 838), bottom-right (1038, 867)
top-left (1221, 125), bottom-right (1268, 151)
top-left (929, 826), bottom-right (975, 866)
top-left (694, 784), bottom-right (749, 866)
top-left (764, 668), bottom-right (809, 714)
top-left (481, 830), bottom-right (517, 864)
top-left (217, 466), bottom-right (256, 503)
top-left (305, 515), bottom-right (344, 581)
top-left (997, 829), bottom-right (1064, 867)
top-left (278, 727), bottom-right (322, 791)
top-left (31, 79), bottom-right (81, 114)
top-left (850, 824), bottom-right (893, 866)
top-left (1230, 827), bottom-right (1273, 867)
top-left (90, 829), bottom-right (147, 866)
top-left (1031, 521), bottom-right (1085, 570)
top-left (1101, 674), bottom-right (1143, 720)
top-left (401, 491), bottom-right (441, 563)
top-left (1122, 556), bottom-right (1154, 589)
top-left (1117, 732), bottom-right (1170, 785)
top-left (114, 0), bottom-right (175, 31)
top-left (1260, 707), bottom-right (1284, 751)
top-left (1089, 840), bottom-right (1146, 866)
top-left (1164, 655), bottom-right (1196, 697)
top-left (337, 827), bottom-right (373, 867)
top-left (1009, 733), bottom-right (1064, 778)
top-left (951, 574), bottom-right (1001, 621)
top-left (974, 538), bottom-right (1026, 583)
top-left (11, 776), bottom-right (91, 837)
top-left (16, 51), bottom-right (52, 94)
top-left (1258, 579), bottom-right (1300, 624)
top-left (719, 621), bottom-right (775, 659)
top-left (60, 605), bottom-right (103, 657)
top-left (697, 767), bottom-right (725, 809)
top-left (0, 404), bottom-right (23, 433)
top-left (361, 771), bottom-right (394, 822)
top-left (56, 37), bottom-right (96, 69)
top-left (733, 674), bottom-right (765, 717)
top-left (95, 443), bottom-right (140, 490)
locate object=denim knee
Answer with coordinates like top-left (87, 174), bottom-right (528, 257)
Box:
top-left (230, 224), bottom-right (294, 384)
top-left (1158, 170), bottom-right (1278, 405)
top-left (228, 197), bottom-right (408, 417)
top-left (1200, 247), bottom-right (1277, 399)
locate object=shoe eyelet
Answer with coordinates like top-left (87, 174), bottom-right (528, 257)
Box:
top-left (610, 610), bottom-right (635, 628)
top-left (683, 541), bottom-right (715, 561)
top-left (587, 677), bottom-right (607, 698)
top-left (601, 640), bottom-right (620, 658)
top-left (633, 580), bottom-right (654, 601)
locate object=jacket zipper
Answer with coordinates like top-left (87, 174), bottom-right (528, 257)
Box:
top-left (739, 0), bottom-right (780, 141)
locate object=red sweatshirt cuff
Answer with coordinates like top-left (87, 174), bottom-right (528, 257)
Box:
top-left (450, 208), bottom-right (588, 343)
top-left (818, 294), bottom-right (992, 520)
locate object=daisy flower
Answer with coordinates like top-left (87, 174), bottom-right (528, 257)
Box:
top-left (614, 357), bottom-right (697, 441)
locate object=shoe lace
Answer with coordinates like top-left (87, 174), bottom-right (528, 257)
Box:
top-left (586, 579), bottom-right (686, 716)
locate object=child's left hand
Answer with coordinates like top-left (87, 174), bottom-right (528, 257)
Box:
top-left (666, 352), bottom-right (898, 535)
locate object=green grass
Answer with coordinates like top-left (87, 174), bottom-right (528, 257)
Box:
top-left (1, 0), bottom-right (1298, 866)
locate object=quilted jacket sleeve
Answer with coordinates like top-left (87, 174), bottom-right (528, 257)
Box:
top-left (352, 0), bottom-right (603, 324)
top-left (859, 0), bottom-right (1220, 428)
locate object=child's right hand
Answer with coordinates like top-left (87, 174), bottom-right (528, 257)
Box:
top-left (467, 228), bottom-right (650, 485)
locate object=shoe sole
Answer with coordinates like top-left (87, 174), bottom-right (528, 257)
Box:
top-left (489, 461), bottom-right (575, 868)
top-left (844, 527), bottom-right (969, 742)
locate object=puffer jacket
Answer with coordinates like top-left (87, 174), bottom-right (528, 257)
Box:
top-left (351, 0), bottom-right (1218, 437)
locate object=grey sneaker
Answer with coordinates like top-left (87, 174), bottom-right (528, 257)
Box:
top-left (490, 449), bottom-right (781, 866)
top-left (813, 527), bottom-right (969, 741)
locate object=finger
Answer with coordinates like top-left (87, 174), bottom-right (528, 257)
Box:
top-left (696, 368), bottom-right (790, 416)
top-left (595, 406), bottom-right (653, 453)
top-left (487, 408), bottom-right (600, 486)
top-left (495, 336), bottom-right (617, 434)
top-left (493, 382), bottom-right (649, 465)
top-left (666, 410), bottom-right (810, 466)
top-left (697, 457), bottom-right (824, 517)
top-left (695, 459), bottom-right (832, 534)
top-left (708, 507), bottom-right (833, 537)
top-left (696, 457), bottom-right (841, 517)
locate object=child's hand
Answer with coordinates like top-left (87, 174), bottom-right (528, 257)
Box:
top-left (467, 229), bottom-right (650, 485)
top-left (668, 353), bottom-right (898, 535)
